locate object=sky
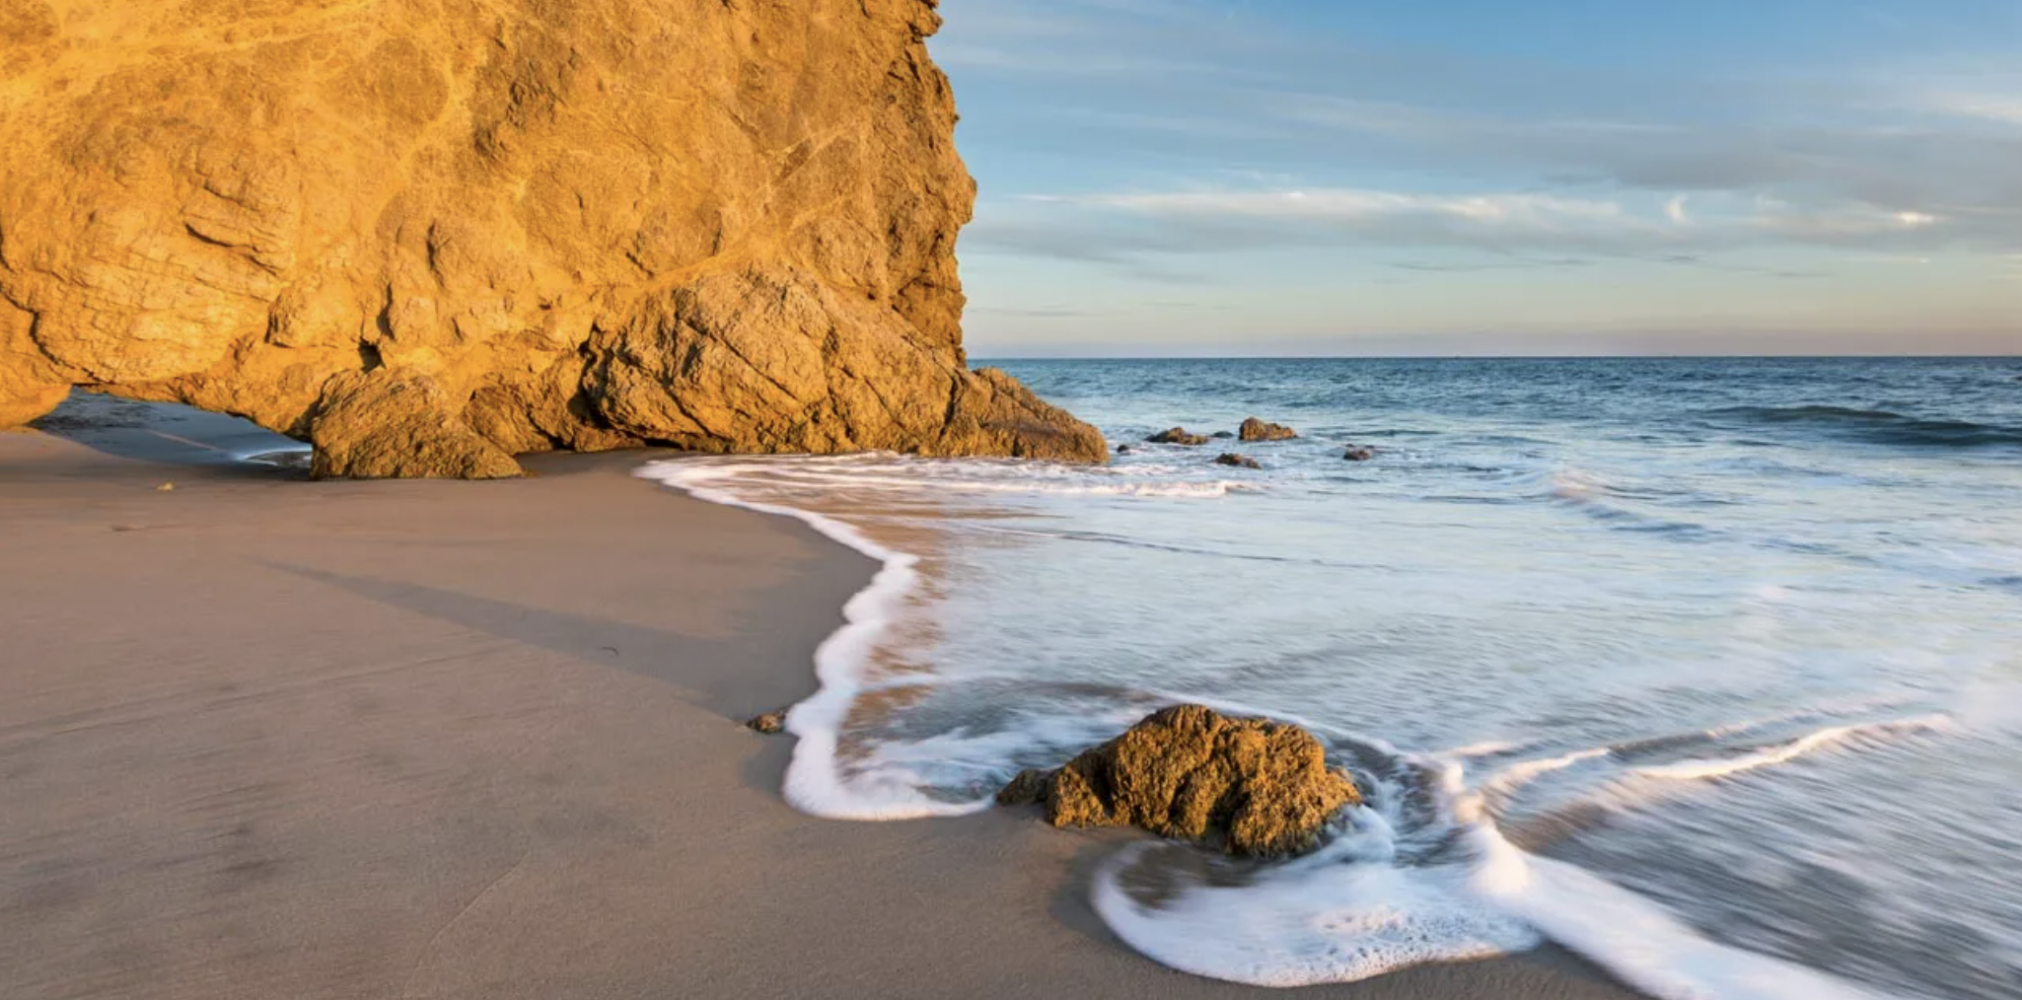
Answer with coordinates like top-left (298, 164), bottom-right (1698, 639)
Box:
top-left (930, 0), bottom-right (2022, 357)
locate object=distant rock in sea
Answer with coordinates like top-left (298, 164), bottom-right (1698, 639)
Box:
top-left (997, 705), bottom-right (1360, 857)
top-left (1148, 427), bottom-right (1211, 446)
top-left (1239, 417), bottom-right (1299, 442)
top-left (0, 0), bottom-right (1104, 475)
top-left (1214, 453), bottom-right (1263, 469)
top-left (1343, 447), bottom-right (1377, 462)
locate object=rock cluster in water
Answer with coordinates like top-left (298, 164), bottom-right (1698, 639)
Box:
top-left (998, 704), bottom-right (1361, 858)
top-left (1138, 418), bottom-right (1322, 468)
top-left (0, 0), bottom-right (1105, 475)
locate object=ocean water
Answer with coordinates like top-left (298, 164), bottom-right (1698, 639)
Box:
top-left (641, 357), bottom-right (2022, 1000)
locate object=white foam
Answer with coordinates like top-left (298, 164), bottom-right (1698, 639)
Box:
top-left (1434, 737), bottom-right (1540, 760)
top-left (640, 460), bottom-right (989, 820)
top-left (718, 470), bottom-right (1250, 498)
top-left (1465, 823), bottom-right (1891, 1000)
top-left (1413, 761), bottom-right (1890, 1000)
top-left (1091, 807), bottom-right (1541, 988)
top-left (1478, 746), bottom-right (1610, 797)
top-left (637, 455), bottom-right (1287, 817)
top-left (1632, 715), bottom-right (1952, 784)
top-left (1090, 750), bottom-right (1908, 998)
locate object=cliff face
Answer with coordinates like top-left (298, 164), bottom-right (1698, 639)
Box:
top-left (0, 0), bottom-right (1106, 475)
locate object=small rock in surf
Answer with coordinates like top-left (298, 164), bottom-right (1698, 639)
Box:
top-left (1239, 417), bottom-right (1299, 442)
top-left (1215, 453), bottom-right (1263, 469)
top-left (996, 704), bottom-right (1360, 857)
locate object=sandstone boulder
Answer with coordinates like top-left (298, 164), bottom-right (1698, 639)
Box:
top-left (997, 705), bottom-right (1360, 858)
top-left (1240, 417), bottom-right (1299, 442)
top-left (746, 710), bottom-right (789, 736)
top-left (586, 268), bottom-right (1104, 461)
top-left (1147, 427), bottom-right (1210, 446)
top-left (309, 370), bottom-right (521, 480)
top-left (1214, 453), bottom-right (1262, 469)
top-left (0, 0), bottom-right (1103, 473)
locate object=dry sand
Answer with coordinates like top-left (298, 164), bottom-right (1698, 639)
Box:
top-left (0, 398), bottom-right (1644, 1000)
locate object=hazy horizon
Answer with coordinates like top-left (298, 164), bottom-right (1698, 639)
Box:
top-left (933, 1), bottom-right (2020, 358)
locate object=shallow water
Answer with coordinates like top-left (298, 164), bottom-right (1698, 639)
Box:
top-left (642, 357), bottom-right (2022, 1000)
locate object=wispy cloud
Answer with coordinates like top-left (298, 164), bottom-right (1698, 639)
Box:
top-left (972, 186), bottom-right (1991, 263)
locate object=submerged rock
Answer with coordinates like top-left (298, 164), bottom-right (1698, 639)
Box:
top-left (1211, 430), bottom-right (1236, 439)
top-left (1214, 453), bottom-right (1263, 469)
top-left (0, 0), bottom-right (1105, 474)
top-left (1147, 427), bottom-right (1211, 446)
top-left (1343, 446), bottom-right (1377, 462)
top-left (997, 704), bottom-right (1360, 857)
top-left (1239, 417), bottom-right (1299, 442)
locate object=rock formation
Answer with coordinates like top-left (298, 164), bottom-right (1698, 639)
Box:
top-left (1147, 427), bottom-right (1211, 446)
top-left (1343, 446), bottom-right (1377, 462)
top-left (1240, 417), bottom-right (1299, 442)
top-left (0, 0), bottom-right (1105, 476)
top-left (997, 705), bottom-right (1360, 857)
top-left (1214, 453), bottom-right (1262, 469)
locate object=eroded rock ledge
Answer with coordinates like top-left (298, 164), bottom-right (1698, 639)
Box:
top-left (0, 0), bottom-right (1105, 475)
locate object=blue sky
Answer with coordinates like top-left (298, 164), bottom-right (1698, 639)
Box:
top-left (931, 0), bottom-right (2022, 356)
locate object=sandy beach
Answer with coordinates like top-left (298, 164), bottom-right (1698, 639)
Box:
top-left (0, 399), bottom-right (1642, 1000)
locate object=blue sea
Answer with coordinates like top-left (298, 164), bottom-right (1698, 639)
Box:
top-left (643, 357), bottom-right (2022, 1000)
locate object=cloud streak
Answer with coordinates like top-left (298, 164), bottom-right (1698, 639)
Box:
top-left (970, 186), bottom-right (1997, 265)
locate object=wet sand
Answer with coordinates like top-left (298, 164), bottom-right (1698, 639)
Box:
top-left (0, 398), bottom-right (1643, 999)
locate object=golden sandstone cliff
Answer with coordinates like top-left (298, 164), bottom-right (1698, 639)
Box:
top-left (0, 0), bottom-right (1106, 476)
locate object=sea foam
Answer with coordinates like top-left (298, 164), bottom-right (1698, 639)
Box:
top-left (641, 451), bottom-right (1964, 1000)
top-left (1092, 750), bottom-right (1904, 998)
top-left (641, 460), bottom-right (987, 819)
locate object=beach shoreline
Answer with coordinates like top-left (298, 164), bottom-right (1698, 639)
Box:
top-left (0, 398), bottom-right (1643, 1000)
